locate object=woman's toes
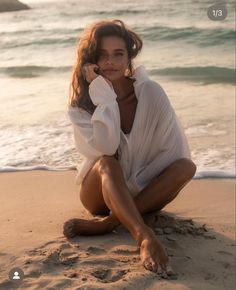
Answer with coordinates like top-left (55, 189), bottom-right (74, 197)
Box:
top-left (63, 220), bottom-right (77, 238)
top-left (157, 266), bottom-right (163, 275)
top-left (157, 262), bottom-right (177, 279)
top-left (143, 260), bottom-right (158, 272)
top-left (151, 262), bottom-right (158, 272)
top-left (157, 267), bottom-right (168, 279)
top-left (165, 262), bottom-right (177, 276)
top-left (143, 260), bottom-right (153, 271)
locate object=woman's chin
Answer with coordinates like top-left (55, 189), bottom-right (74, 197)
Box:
top-left (105, 74), bottom-right (124, 81)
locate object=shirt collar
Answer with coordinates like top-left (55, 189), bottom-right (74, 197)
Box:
top-left (129, 65), bottom-right (150, 85)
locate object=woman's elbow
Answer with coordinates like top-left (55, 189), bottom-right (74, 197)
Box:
top-left (101, 145), bottom-right (118, 156)
top-left (100, 137), bottom-right (120, 156)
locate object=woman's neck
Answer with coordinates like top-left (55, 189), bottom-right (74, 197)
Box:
top-left (111, 76), bottom-right (135, 100)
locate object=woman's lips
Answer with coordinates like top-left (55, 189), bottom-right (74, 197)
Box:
top-left (104, 70), bottom-right (117, 73)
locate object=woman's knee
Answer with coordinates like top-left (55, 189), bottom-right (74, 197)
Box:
top-left (96, 155), bottom-right (122, 177)
top-left (175, 158), bottom-right (197, 181)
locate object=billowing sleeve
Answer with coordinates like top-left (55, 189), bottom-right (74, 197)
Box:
top-left (68, 75), bottom-right (121, 159)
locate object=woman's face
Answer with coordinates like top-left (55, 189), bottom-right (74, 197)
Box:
top-left (96, 36), bottom-right (130, 81)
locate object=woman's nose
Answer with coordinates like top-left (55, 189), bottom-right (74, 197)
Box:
top-left (105, 55), bottom-right (115, 64)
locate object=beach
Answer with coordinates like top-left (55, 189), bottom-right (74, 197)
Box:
top-left (0, 0), bottom-right (235, 289)
top-left (0, 170), bottom-right (235, 289)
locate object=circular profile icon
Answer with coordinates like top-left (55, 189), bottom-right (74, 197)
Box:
top-left (9, 267), bottom-right (24, 283)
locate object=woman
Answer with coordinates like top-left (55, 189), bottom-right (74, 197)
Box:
top-left (64, 19), bottom-right (196, 278)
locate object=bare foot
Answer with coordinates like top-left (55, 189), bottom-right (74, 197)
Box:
top-left (140, 230), bottom-right (177, 278)
top-left (63, 216), bottom-right (118, 238)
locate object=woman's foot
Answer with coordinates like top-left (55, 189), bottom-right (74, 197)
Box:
top-left (139, 228), bottom-right (177, 277)
top-left (63, 216), bottom-right (119, 238)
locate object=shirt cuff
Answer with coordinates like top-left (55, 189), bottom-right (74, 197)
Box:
top-left (89, 75), bottom-right (117, 106)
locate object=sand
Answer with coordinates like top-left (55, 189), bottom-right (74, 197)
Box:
top-left (0, 170), bottom-right (235, 290)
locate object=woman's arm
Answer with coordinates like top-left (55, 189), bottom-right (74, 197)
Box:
top-left (68, 75), bottom-right (121, 159)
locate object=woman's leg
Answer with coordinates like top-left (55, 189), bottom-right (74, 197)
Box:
top-left (64, 157), bottom-right (196, 235)
top-left (135, 158), bottom-right (196, 213)
top-left (64, 155), bottom-right (195, 275)
top-left (82, 155), bottom-right (174, 275)
top-left (64, 155), bottom-right (149, 238)
top-left (108, 157), bottom-right (197, 228)
top-left (63, 158), bottom-right (111, 238)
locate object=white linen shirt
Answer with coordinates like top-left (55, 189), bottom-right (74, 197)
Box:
top-left (68, 65), bottom-right (191, 197)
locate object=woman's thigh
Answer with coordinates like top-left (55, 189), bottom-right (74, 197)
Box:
top-left (79, 159), bottom-right (110, 216)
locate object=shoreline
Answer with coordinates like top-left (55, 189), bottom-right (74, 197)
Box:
top-left (0, 167), bottom-right (235, 179)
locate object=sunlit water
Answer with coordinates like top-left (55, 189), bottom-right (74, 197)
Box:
top-left (0, 0), bottom-right (235, 178)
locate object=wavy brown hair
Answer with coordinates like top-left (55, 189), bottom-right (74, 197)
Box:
top-left (68, 19), bottom-right (143, 114)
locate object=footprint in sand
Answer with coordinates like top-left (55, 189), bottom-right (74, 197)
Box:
top-left (218, 261), bottom-right (233, 269)
top-left (59, 248), bottom-right (79, 266)
top-left (79, 257), bottom-right (117, 267)
top-left (40, 246), bottom-right (79, 267)
top-left (86, 246), bottom-right (106, 255)
top-left (24, 240), bottom-right (79, 270)
top-left (110, 245), bottom-right (139, 255)
top-left (109, 245), bottom-right (140, 265)
top-left (91, 268), bottom-right (130, 283)
top-left (204, 272), bottom-right (216, 280)
top-left (36, 238), bottom-right (65, 249)
top-left (24, 264), bottom-right (42, 279)
top-left (217, 250), bottom-right (233, 256)
top-left (26, 238), bottom-right (69, 256)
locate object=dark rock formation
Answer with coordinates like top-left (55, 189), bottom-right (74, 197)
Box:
top-left (0, 0), bottom-right (30, 13)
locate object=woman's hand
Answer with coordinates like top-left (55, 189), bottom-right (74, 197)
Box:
top-left (82, 63), bottom-right (100, 83)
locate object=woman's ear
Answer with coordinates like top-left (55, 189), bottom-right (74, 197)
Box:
top-left (124, 67), bottom-right (129, 77)
top-left (125, 61), bottom-right (132, 77)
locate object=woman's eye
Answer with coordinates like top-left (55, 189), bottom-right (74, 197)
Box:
top-left (98, 52), bottom-right (124, 58)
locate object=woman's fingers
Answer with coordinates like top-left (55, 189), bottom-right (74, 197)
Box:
top-left (82, 63), bottom-right (100, 83)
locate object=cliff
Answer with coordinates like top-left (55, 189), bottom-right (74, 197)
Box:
top-left (0, 0), bottom-right (30, 13)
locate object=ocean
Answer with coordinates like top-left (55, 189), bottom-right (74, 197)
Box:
top-left (0, 0), bottom-right (235, 178)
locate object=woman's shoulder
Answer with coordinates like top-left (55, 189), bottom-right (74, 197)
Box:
top-left (140, 79), bottom-right (168, 104)
top-left (142, 79), bottom-right (165, 93)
